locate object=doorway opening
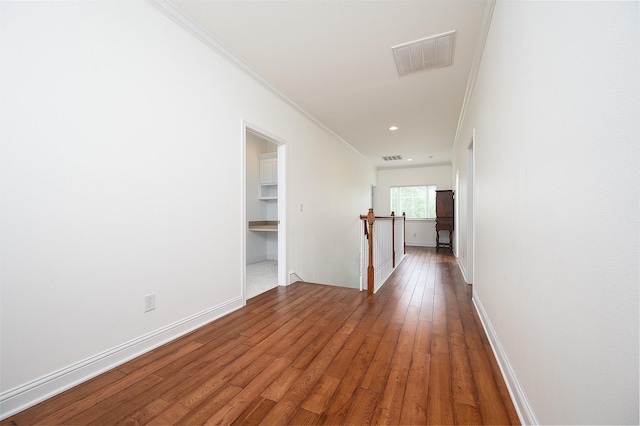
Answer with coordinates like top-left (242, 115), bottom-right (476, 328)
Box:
top-left (243, 124), bottom-right (287, 302)
top-left (371, 185), bottom-right (377, 210)
top-left (466, 132), bottom-right (475, 284)
top-left (455, 170), bottom-right (460, 256)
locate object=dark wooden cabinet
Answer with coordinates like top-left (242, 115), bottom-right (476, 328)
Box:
top-left (435, 190), bottom-right (454, 252)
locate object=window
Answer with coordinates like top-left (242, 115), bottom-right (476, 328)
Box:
top-left (390, 185), bottom-right (436, 219)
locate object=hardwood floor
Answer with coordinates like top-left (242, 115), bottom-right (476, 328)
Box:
top-left (3, 247), bottom-right (520, 425)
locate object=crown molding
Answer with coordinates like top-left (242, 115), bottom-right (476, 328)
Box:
top-left (144, 0), bottom-right (368, 163)
top-left (451, 0), bottom-right (496, 155)
top-left (377, 161), bottom-right (452, 171)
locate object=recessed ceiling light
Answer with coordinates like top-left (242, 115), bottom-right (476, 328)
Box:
top-left (407, 158), bottom-right (413, 161)
top-left (389, 126), bottom-right (398, 131)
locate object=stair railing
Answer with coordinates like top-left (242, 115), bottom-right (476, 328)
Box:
top-left (360, 209), bottom-right (406, 294)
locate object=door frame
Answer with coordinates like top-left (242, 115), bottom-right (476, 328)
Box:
top-left (466, 130), bottom-right (475, 284)
top-left (241, 120), bottom-right (287, 304)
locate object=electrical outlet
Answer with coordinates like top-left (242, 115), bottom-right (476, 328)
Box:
top-left (144, 294), bottom-right (155, 313)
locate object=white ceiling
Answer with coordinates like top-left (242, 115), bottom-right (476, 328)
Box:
top-left (168, 0), bottom-right (490, 169)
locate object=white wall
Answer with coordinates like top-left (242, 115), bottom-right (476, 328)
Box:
top-left (0, 1), bottom-right (375, 416)
top-left (452, 1), bottom-right (639, 424)
top-left (377, 165), bottom-right (452, 247)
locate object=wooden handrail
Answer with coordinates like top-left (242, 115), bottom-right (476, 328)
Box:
top-left (360, 214), bottom-right (397, 220)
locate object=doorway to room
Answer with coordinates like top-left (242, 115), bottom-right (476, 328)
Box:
top-left (466, 134), bottom-right (475, 284)
top-left (243, 124), bottom-right (286, 301)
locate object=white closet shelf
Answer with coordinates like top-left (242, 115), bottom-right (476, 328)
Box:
top-left (248, 220), bottom-right (278, 232)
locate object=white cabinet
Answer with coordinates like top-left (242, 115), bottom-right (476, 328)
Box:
top-left (258, 152), bottom-right (277, 200)
top-left (259, 152), bottom-right (277, 185)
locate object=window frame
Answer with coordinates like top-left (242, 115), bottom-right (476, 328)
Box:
top-left (390, 185), bottom-right (437, 220)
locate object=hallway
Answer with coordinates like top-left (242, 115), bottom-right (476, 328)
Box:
top-left (3, 247), bottom-right (519, 425)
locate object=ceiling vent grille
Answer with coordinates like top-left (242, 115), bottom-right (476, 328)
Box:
top-left (382, 155), bottom-right (403, 161)
top-left (392, 30), bottom-right (455, 76)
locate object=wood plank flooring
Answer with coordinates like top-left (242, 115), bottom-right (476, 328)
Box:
top-left (3, 247), bottom-right (520, 425)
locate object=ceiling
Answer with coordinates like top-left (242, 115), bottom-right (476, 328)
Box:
top-left (168, 0), bottom-right (490, 169)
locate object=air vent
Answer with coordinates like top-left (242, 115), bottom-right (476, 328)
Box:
top-left (392, 30), bottom-right (455, 76)
top-left (382, 155), bottom-right (403, 161)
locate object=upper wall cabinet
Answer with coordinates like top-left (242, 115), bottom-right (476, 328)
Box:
top-left (259, 152), bottom-right (277, 185)
top-left (258, 152), bottom-right (277, 200)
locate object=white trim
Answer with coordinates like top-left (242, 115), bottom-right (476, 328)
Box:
top-left (472, 290), bottom-right (538, 426)
top-left (144, 0), bottom-right (367, 163)
top-left (373, 253), bottom-right (407, 294)
top-left (466, 133), bottom-right (475, 284)
top-left (457, 259), bottom-right (470, 284)
top-left (240, 121), bottom-right (248, 304)
top-left (405, 243), bottom-right (436, 248)
top-left (359, 230), bottom-right (364, 292)
top-left (454, 170), bottom-right (460, 256)
top-left (377, 161), bottom-right (452, 171)
top-left (451, 0), bottom-right (495, 154)
top-left (0, 297), bottom-right (243, 420)
top-left (276, 144), bottom-right (287, 287)
top-left (241, 121), bottom-right (288, 298)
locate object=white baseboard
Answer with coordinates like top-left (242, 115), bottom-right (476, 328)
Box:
top-left (246, 254), bottom-right (268, 264)
top-left (472, 290), bottom-right (538, 425)
top-left (288, 270), bottom-right (303, 284)
top-left (405, 242), bottom-right (436, 248)
top-left (457, 259), bottom-right (471, 284)
top-left (373, 253), bottom-right (407, 294)
top-left (0, 297), bottom-right (243, 420)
